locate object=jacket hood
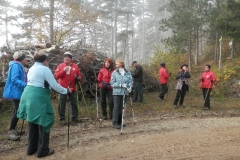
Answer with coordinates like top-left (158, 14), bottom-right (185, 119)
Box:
top-left (9, 60), bottom-right (21, 67)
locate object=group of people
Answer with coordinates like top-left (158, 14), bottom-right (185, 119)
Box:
top-left (2, 50), bottom-right (140, 158)
top-left (158, 62), bottom-right (216, 110)
top-left (2, 49), bottom-right (216, 158)
top-left (3, 51), bottom-right (82, 158)
top-left (96, 59), bottom-right (142, 129)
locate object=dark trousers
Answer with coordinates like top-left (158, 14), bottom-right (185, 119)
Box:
top-left (134, 81), bottom-right (143, 101)
top-left (174, 90), bottom-right (187, 105)
top-left (202, 88), bottom-right (212, 108)
top-left (112, 95), bottom-right (127, 125)
top-left (159, 83), bottom-right (168, 99)
top-left (9, 100), bottom-right (20, 131)
top-left (100, 88), bottom-right (114, 119)
top-left (58, 92), bottom-right (78, 121)
top-left (27, 123), bottom-right (50, 157)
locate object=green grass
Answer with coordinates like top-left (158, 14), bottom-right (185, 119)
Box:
top-left (1, 90), bottom-right (240, 136)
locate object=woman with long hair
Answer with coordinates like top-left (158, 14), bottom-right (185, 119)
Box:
top-left (97, 58), bottom-right (114, 120)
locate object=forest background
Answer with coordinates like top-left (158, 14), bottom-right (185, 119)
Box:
top-left (0, 0), bottom-right (240, 100)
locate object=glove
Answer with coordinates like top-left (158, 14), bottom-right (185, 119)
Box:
top-left (127, 87), bottom-right (132, 93)
top-left (121, 83), bottom-right (127, 88)
top-left (75, 76), bottom-right (81, 83)
top-left (210, 79), bottom-right (213, 83)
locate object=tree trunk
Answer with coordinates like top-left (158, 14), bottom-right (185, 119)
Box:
top-left (219, 36), bottom-right (222, 69)
top-left (5, 11), bottom-right (8, 44)
top-left (114, 0), bottom-right (118, 59)
top-left (230, 39), bottom-right (234, 59)
top-left (111, 19), bottom-right (114, 58)
top-left (126, 14), bottom-right (129, 67)
top-left (142, 0), bottom-right (145, 64)
top-left (194, 26), bottom-right (198, 65)
top-left (189, 30), bottom-right (192, 72)
top-left (214, 32), bottom-right (218, 62)
top-left (50, 0), bottom-right (54, 44)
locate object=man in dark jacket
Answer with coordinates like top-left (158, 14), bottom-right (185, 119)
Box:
top-left (132, 61), bottom-right (143, 102)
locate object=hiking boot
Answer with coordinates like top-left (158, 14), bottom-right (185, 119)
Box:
top-left (72, 119), bottom-right (83, 123)
top-left (37, 149), bottom-right (55, 158)
top-left (12, 129), bottom-right (25, 135)
top-left (158, 97), bottom-right (165, 101)
top-left (60, 120), bottom-right (67, 126)
top-left (112, 124), bottom-right (121, 129)
top-left (102, 116), bottom-right (107, 120)
top-left (119, 124), bottom-right (126, 127)
top-left (8, 130), bottom-right (20, 141)
top-left (132, 99), bottom-right (137, 102)
top-left (179, 105), bottom-right (185, 108)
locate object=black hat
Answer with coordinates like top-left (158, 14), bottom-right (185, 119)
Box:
top-left (132, 61), bottom-right (137, 65)
top-left (181, 64), bottom-right (188, 69)
top-left (160, 62), bottom-right (165, 67)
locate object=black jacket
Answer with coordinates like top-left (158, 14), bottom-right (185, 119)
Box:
top-left (132, 65), bottom-right (143, 82)
top-left (176, 70), bottom-right (191, 80)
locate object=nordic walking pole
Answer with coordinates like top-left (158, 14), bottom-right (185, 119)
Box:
top-left (203, 82), bottom-right (211, 107)
top-left (67, 82), bottom-right (71, 148)
top-left (95, 82), bottom-right (99, 119)
top-left (93, 70), bottom-right (99, 119)
top-left (19, 120), bottom-right (24, 140)
top-left (121, 94), bottom-right (126, 135)
top-left (129, 96), bottom-right (135, 125)
top-left (77, 81), bottom-right (91, 118)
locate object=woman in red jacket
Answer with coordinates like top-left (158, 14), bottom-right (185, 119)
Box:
top-left (158, 62), bottom-right (171, 100)
top-left (199, 64), bottom-right (216, 110)
top-left (97, 58), bottom-right (114, 120)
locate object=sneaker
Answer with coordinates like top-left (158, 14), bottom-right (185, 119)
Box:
top-left (112, 124), bottom-right (121, 129)
top-left (8, 130), bottom-right (20, 141)
top-left (204, 107), bottom-right (210, 110)
top-left (60, 120), bottom-right (67, 126)
top-left (174, 105), bottom-right (177, 108)
top-left (12, 129), bottom-right (25, 135)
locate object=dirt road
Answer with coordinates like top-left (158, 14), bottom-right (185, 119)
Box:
top-left (1, 116), bottom-right (240, 160)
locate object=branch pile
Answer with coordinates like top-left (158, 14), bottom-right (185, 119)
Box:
top-left (0, 44), bottom-right (107, 100)
top-left (0, 44), bottom-right (160, 104)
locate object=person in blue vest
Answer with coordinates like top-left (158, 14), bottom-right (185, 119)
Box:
top-left (3, 51), bottom-right (28, 141)
top-left (17, 50), bottom-right (72, 158)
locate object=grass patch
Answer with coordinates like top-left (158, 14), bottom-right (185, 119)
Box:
top-left (1, 90), bottom-right (240, 136)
